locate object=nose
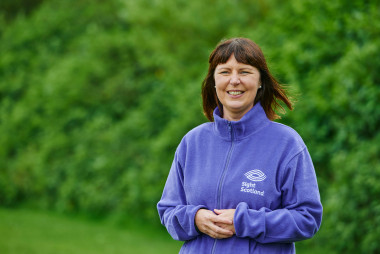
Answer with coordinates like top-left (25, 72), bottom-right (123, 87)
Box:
top-left (230, 73), bottom-right (240, 85)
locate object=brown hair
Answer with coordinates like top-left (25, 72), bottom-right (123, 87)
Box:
top-left (201, 37), bottom-right (293, 121)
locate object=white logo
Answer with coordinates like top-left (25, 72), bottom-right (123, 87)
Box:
top-left (244, 169), bottom-right (266, 182)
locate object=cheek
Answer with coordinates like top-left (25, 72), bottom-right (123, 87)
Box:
top-left (214, 76), bottom-right (229, 90)
top-left (214, 86), bottom-right (226, 102)
top-left (214, 76), bottom-right (222, 87)
top-left (215, 87), bottom-right (224, 100)
top-left (247, 79), bottom-right (261, 91)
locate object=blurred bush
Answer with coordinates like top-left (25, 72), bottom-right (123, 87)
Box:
top-left (251, 1), bottom-right (380, 253)
top-left (0, 0), bottom-right (379, 252)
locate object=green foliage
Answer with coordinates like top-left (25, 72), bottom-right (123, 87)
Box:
top-left (326, 137), bottom-right (380, 253)
top-left (0, 0), bottom-right (379, 252)
top-left (248, 1), bottom-right (380, 252)
top-left (0, 0), bottom-right (44, 22)
top-left (0, 0), bottom-right (270, 216)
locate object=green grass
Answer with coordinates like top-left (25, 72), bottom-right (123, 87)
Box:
top-left (0, 208), bottom-right (182, 254)
top-left (0, 207), bottom-right (331, 254)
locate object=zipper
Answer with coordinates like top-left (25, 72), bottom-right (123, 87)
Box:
top-left (211, 122), bottom-right (235, 254)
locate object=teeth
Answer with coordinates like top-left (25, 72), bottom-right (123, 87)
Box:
top-left (228, 91), bottom-right (243, 95)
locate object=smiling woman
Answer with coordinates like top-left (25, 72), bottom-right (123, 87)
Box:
top-left (214, 54), bottom-right (261, 121)
top-left (157, 37), bottom-right (323, 254)
top-left (202, 37), bottom-right (292, 122)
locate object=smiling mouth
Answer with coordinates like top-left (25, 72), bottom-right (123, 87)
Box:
top-left (227, 91), bottom-right (244, 95)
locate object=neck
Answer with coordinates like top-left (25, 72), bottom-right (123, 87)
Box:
top-left (223, 112), bottom-right (246, 121)
top-left (223, 105), bottom-right (254, 122)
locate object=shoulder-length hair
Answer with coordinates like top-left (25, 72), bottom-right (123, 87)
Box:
top-left (201, 37), bottom-right (293, 121)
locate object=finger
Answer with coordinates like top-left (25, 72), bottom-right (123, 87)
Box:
top-left (215, 222), bottom-right (234, 229)
top-left (209, 223), bottom-right (234, 236)
top-left (214, 209), bottom-right (222, 214)
top-left (213, 233), bottom-right (232, 239)
top-left (214, 209), bottom-right (231, 217)
top-left (197, 210), bottom-right (231, 225)
top-left (203, 222), bottom-right (234, 239)
top-left (212, 215), bottom-right (233, 225)
top-left (215, 222), bottom-right (235, 234)
top-left (208, 230), bottom-right (233, 239)
top-left (212, 230), bottom-right (234, 239)
top-left (214, 208), bottom-right (234, 215)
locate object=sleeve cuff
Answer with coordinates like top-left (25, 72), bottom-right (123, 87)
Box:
top-left (234, 202), bottom-right (265, 239)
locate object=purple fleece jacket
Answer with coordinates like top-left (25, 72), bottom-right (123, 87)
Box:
top-left (157, 102), bottom-right (322, 254)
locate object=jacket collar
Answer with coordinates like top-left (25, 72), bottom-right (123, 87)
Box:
top-left (213, 102), bottom-right (270, 140)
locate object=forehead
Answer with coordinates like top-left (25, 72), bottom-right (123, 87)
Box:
top-left (216, 55), bottom-right (256, 69)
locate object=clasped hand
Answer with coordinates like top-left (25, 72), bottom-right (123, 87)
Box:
top-left (195, 209), bottom-right (236, 239)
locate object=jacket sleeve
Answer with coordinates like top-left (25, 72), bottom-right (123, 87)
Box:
top-left (234, 147), bottom-right (323, 243)
top-left (157, 149), bottom-right (206, 241)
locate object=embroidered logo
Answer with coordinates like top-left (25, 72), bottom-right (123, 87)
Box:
top-left (241, 169), bottom-right (266, 196)
top-left (244, 169), bottom-right (266, 182)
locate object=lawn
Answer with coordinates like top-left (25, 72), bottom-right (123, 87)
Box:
top-left (0, 208), bottom-right (182, 254)
top-left (0, 207), bottom-right (329, 254)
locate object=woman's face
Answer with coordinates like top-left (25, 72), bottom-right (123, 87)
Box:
top-left (214, 54), bottom-right (261, 121)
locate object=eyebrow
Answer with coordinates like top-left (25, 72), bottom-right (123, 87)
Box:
top-left (216, 66), bottom-right (256, 71)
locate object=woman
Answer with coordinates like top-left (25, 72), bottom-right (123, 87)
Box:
top-left (157, 38), bottom-right (322, 254)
